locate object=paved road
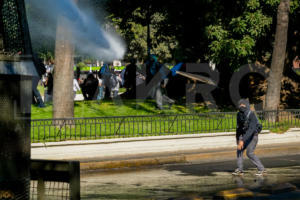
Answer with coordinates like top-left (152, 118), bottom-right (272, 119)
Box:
top-left (81, 154), bottom-right (300, 200)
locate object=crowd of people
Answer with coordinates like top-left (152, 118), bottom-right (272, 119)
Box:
top-left (78, 64), bottom-right (123, 101)
top-left (37, 62), bottom-right (124, 105)
top-left (33, 54), bottom-right (180, 110)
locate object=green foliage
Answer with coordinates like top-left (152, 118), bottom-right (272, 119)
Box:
top-left (76, 62), bottom-right (88, 68)
top-left (270, 125), bottom-right (290, 134)
top-left (290, 0), bottom-right (300, 13)
top-left (265, 0), bottom-right (281, 7)
top-left (106, 0), bottom-right (299, 66)
top-left (38, 51), bottom-right (54, 63)
top-left (247, 0), bottom-right (260, 10)
top-left (107, 5), bottom-right (178, 62)
top-left (206, 0), bottom-right (273, 70)
top-left (83, 59), bottom-right (93, 64)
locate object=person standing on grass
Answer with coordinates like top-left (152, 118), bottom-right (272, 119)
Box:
top-left (110, 71), bottom-right (122, 98)
top-left (81, 73), bottom-right (99, 100)
top-left (232, 99), bottom-right (266, 176)
top-left (145, 54), bottom-right (175, 110)
top-left (73, 78), bottom-right (81, 100)
top-left (124, 58), bottom-right (137, 97)
top-left (32, 54), bottom-right (46, 107)
top-left (96, 74), bottom-right (104, 101)
top-left (44, 72), bottom-right (53, 102)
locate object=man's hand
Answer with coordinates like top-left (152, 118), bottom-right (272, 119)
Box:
top-left (237, 140), bottom-right (244, 150)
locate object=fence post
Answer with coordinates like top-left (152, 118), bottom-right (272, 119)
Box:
top-left (37, 179), bottom-right (45, 200)
top-left (69, 161), bottom-right (80, 200)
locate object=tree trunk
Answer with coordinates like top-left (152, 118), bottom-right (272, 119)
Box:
top-left (53, 17), bottom-right (74, 119)
top-left (265, 0), bottom-right (290, 112)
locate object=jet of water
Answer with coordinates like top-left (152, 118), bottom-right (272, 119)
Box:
top-left (26, 0), bottom-right (126, 61)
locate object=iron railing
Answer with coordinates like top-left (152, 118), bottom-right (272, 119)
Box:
top-left (31, 110), bottom-right (300, 143)
top-left (30, 160), bottom-right (80, 200)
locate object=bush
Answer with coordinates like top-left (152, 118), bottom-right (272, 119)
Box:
top-left (76, 62), bottom-right (88, 69)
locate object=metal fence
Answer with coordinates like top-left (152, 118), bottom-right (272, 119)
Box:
top-left (31, 110), bottom-right (300, 143)
top-left (30, 160), bottom-right (80, 200)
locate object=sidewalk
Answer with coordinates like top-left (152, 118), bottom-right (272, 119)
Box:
top-left (31, 129), bottom-right (300, 171)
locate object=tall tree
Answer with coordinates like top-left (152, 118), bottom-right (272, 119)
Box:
top-left (265, 0), bottom-right (290, 111)
top-left (53, 0), bottom-right (78, 119)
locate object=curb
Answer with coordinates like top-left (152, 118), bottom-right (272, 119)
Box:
top-left (288, 128), bottom-right (300, 132)
top-left (31, 130), bottom-right (270, 148)
top-left (79, 143), bottom-right (300, 172)
top-left (80, 155), bottom-right (186, 171)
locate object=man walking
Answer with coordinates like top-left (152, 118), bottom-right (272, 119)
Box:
top-left (232, 99), bottom-right (266, 176)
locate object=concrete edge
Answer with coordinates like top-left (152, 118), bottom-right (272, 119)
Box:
top-left (79, 142), bottom-right (300, 172)
top-left (288, 128), bottom-right (300, 132)
top-left (80, 155), bottom-right (187, 171)
top-left (31, 130), bottom-right (270, 148)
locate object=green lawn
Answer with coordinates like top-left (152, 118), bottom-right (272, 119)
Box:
top-left (34, 82), bottom-right (210, 119)
top-left (32, 99), bottom-right (210, 119)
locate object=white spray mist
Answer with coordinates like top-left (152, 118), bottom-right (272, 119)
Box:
top-left (26, 0), bottom-right (126, 62)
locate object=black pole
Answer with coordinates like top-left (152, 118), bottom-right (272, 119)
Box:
top-left (0, 0), bottom-right (35, 199)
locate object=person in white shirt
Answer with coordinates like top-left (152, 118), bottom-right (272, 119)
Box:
top-left (97, 76), bottom-right (104, 101)
top-left (111, 73), bottom-right (122, 98)
top-left (73, 78), bottom-right (81, 100)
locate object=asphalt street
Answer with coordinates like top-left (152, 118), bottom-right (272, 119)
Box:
top-left (81, 154), bottom-right (300, 200)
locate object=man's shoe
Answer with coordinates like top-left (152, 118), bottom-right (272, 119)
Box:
top-left (255, 170), bottom-right (267, 176)
top-left (232, 169), bottom-right (244, 176)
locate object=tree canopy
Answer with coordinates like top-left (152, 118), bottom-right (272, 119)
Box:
top-left (105, 0), bottom-right (299, 66)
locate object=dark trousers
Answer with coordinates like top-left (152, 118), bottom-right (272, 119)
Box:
top-left (237, 135), bottom-right (264, 171)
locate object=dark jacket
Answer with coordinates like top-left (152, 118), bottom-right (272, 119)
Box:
top-left (236, 110), bottom-right (259, 143)
top-left (44, 73), bottom-right (53, 95)
top-left (81, 74), bottom-right (98, 100)
top-left (124, 63), bottom-right (137, 88)
top-left (32, 53), bottom-right (46, 78)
